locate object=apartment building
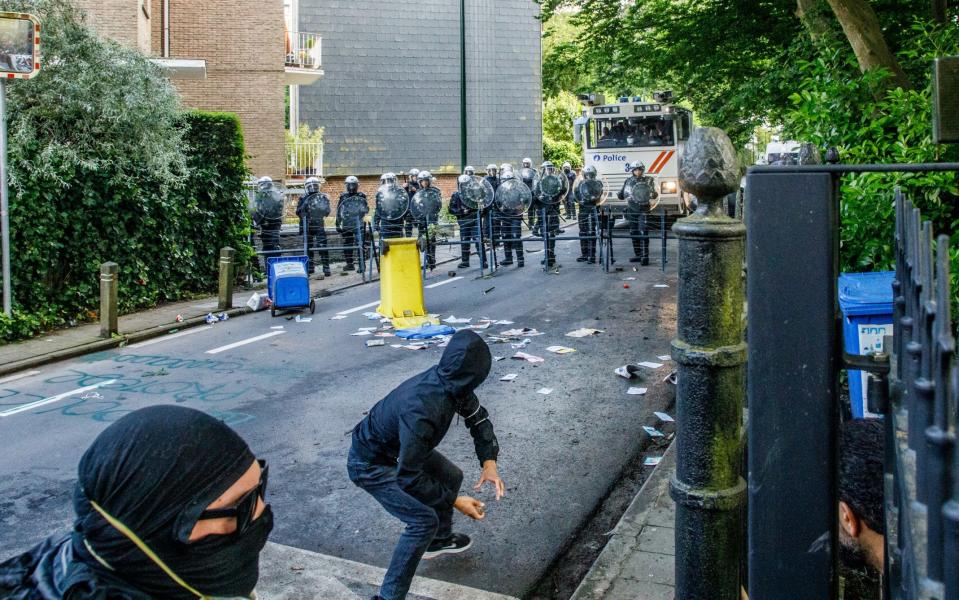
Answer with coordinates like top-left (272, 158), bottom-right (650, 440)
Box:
top-left (76, 0), bottom-right (324, 180)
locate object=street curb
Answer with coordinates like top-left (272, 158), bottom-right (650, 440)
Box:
top-left (0, 254), bottom-right (464, 378)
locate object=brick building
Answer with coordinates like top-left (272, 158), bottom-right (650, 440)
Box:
top-left (75, 0), bottom-right (323, 180)
top-left (297, 0), bottom-right (542, 183)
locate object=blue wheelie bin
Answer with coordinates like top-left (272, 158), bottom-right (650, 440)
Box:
top-left (838, 271), bottom-right (895, 418)
top-left (266, 256), bottom-right (315, 317)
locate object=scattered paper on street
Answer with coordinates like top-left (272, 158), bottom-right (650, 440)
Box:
top-left (374, 332), bottom-right (395, 338)
top-left (628, 387), bottom-right (648, 395)
top-left (294, 315), bottom-right (312, 323)
top-left (512, 352), bottom-right (545, 364)
top-left (390, 344), bottom-right (403, 349)
top-left (654, 284), bottom-right (669, 288)
top-left (637, 361), bottom-right (664, 369)
top-left (643, 426), bottom-right (665, 437)
top-left (493, 356), bottom-right (505, 362)
top-left (615, 365), bottom-right (641, 379)
top-left (511, 339), bottom-right (532, 349)
top-left (443, 315), bottom-right (472, 324)
top-left (350, 330), bottom-right (373, 336)
top-left (546, 346), bottom-right (577, 354)
top-left (502, 328), bottom-right (544, 337)
top-left (500, 373), bottom-right (518, 382)
top-left (566, 328), bottom-right (604, 338)
top-left (358, 327), bottom-right (378, 331)
top-left (654, 411), bottom-right (675, 422)
top-left (469, 320), bottom-right (493, 330)
top-left (362, 312), bottom-right (381, 320)
top-left (623, 277), bottom-right (636, 281)
top-left (644, 456), bottom-right (663, 467)
top-left (330, 314), bottom-right (348, 320)
top-left (403, 344), bottom-right (427, 350)
top-left (657, 355), bottom-right (672, 361)
top-left (493, 320), bottom-right (515, 325)
top-left (365, 339), bottom-right (386, 347)
top-left (537, 388), bottom-right (553, 395)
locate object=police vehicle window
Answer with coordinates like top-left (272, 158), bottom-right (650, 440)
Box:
top-left (676, 113), bottom-right (691, 141)
top-left (590, 116), bottom-right (674, 148)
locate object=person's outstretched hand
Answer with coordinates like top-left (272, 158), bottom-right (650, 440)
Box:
top-left (454, 496), bottom-right (486, 520)
top-left (474, 460), bottom-right (506, 501)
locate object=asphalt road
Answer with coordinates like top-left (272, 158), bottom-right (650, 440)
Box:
top-left (0, 238), bottom-right (678, 597)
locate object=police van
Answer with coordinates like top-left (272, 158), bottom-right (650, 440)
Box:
top-left (573, 91), bottom-right (693, 213)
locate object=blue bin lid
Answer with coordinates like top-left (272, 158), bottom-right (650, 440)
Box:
top-left (838, 271), bottom-right (895, 315)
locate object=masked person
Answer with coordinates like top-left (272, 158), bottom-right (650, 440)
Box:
top-left (576, 166), bottom-right (601, 264)
top-left (335, 175), bottom-right (369, 274)
top-left (374, 173), bottom-right (407, 240)
top-left (413, 171), bottom-right (440, 270)
top-left (497, 164), bottom-right (525, 268)
top-left (0, 405), bottom-right (272, 600)
top-left (295, 177), bottom-right (332, 277)
top-left (349, 330), bottom-right (505, 600)
top-left (252, 176), bottom-right (283, 258)
top-left (617, 162), bottom-right (658, 265)
top-left (449, 172), bottom-right (487, 270)
top-left (562, 163), bottom-right (577, 220)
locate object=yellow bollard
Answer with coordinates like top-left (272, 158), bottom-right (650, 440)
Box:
top-left (377, 238), bottom-right (439, 329)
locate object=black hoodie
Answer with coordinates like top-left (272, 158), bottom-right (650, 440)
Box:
top-left (351, 330), bottom-right (500, 509)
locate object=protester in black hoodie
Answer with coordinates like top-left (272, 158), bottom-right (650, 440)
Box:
top-left (0, 405), bottom-right (272, 600)
top-left (349, 329), bottom-right (505, 600)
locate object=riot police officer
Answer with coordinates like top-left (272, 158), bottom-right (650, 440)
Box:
top-left (497, 165), bottom-right (524, 268)
top-left (576, 166), bottom-right (600, 264)
top-left (520, 158), bottom-right (539, 235)
top-left (414, 171), bottom-right (440, 270)
top-left (336, 175), bottom-right (369, 273)
top-left (617, 162), bottom-right (658, 265)
top-left (535, 161), bottom-right (563, 268)
top-left (374, 173), bottom-right (407, 240)
top-left (252, 176), bottom-right (283, 258)
top-left (449, 172), bottom-right (487, 270)
top-left (295, 177), bottom-right (332, 277)
top-left (403, 169), bottom-right (421, 237)
top-left (562, 162), bottom-right (577, 220)
top-left (484, 164), bottom-right (499, 192)
top-left (464, 165), bottom-right (476, 177)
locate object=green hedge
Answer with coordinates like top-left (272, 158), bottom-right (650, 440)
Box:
top-left (0, 1), bottom-right (251, 342)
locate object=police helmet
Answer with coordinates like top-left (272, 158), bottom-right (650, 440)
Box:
top-left (629, 162), bottom-right (646, 174)
top-left (522, 158), bottom-right (533, 168)
top-left (345, 175), bottom-right (359, 193)
top-left (464, 166), bottom-right (475, 176)
top-left (486, 163), bottom-right (498, 175)
top-left (383, 172), bottom-right (398, 185)
top-left (408, 169), bottom-right (420, 181)
top-left (417, 170), bottom-right (432, 182)
top-left (500, 164), bottom-right (515, 179)
top-left (583, 165), bottom-right (598, 180)
top-left (305, 176), bottom-right (321, 195)
top-left (541, 161), bottom-right (555, 174)
top-left (562, 162), bottom-right (572, 171)
top-left (457, 174), bottom-right (472, 192)
top-left (257, 175), bottom-right (273, 192)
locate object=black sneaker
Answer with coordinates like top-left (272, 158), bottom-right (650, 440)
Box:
top-left (587, 258), bottom-right (596, 264)
top-left (517, 260), bottom-right (525, 268)
top-left (629, 257), bottom-right (642, 263)
top-left (501, 259), bottom-right (514, 266)
top-left (423, 533), bottom-right (472, 559)
top-left (457, 262), bottom-right (470, 269)
top-left (641, 258), bottom-right (650, 266)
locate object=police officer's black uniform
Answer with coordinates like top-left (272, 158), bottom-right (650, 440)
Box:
top-left (449, 191), bottom-right (487, 269)
top-left (336, 189), bottom-right (369, 272)
top-left (617, 172), bottom-right (658, 265)
top-left (295, 190), bottom-right (332, 276)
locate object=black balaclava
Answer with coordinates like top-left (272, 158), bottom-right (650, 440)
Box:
top-left (71, 405), bottom-right (272, 599)
top-left (437, 329), bottom-right (492, 400)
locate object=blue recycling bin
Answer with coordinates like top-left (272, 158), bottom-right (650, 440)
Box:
top-left (838, 271), bottom-right (895, 418)
top-left (266, 256), bottom-right (315, 317)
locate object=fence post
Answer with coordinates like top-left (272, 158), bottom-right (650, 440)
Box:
top-left (218, 247), bottom-right (236, 311)
top-left (670, 127), bottom-right (746, 600)
top-left (99, 262), bottom-right (118, 339)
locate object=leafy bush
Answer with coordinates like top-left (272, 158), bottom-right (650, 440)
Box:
top-left (544, 138), bottom-right (582, 169)
top-left (0, 1), bottom-right (252, 342)
top-left (543, 92), bottom-right (583, 168)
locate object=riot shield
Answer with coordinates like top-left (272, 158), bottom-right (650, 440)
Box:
top-left (537, 171), bottom-right (568, 206)
top-left (339, 194), bottom-right (369, 230)
top-left (304, 193), bottom-right (331, 223)
top-left (494, 177), bottom-right (533, 217)
top-left (377, 183), bottom-right (410, 221)
top-left (255, 189), bottom-right (284, 223)
top-left (577, 179), bottom-right (606, 207)
top-left (411, 186), bottom-right (442, 222)
top-left (520, 167), bottom-right (540, 193)
top-left (627, 179), bottom-right (653, 212)
top-left (461, 176), bottom-right (495, 211)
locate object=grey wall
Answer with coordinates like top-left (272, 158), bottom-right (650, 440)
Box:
top-left (298, 0), bottom-right (542, 177)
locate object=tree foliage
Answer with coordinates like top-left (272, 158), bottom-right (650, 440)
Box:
top-left (0, 0), bottom-right (252, 342)
top-left (542, 91), bottom-right (583, 168)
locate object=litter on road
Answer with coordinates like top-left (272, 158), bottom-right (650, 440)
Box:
top-left (493, 356), bottom-right (505, 362)
top-left (664, 371), bottom-right (678, 385)
top-left (350, 330), bottom-right (372, 336)
top-left (512, 352), bottom-right (545, 364)
top-left (493, 320), bottom-right (514, 325)
top-left (330, 314), bottom-right (348, 320)
top-left (657, 355), bottom-right (672, 361)
top-left (628, 387), bottom-right (648, 395)
top-left (500, 373), bottom-right (518, 382)
top-left (654, 284), bottom-right (669, 289)
top-left (546, 346), bottom-right (576, 354)
top-left (644, 456), bottom-right (663, 467)
top-left (566, 328), bottom-right (604, 338)
top-left (395, 324), bottom-right (456, 339)
top-left (362, 312), bottom-right (381, 320)
top-left (246, 293), bottom-right (269, 312)
top-left (358, 327), bottom-right (378, 331)
top-left (374, 332), bottom-right (395, 338)
top-left (294, 315), bottom-right (312, 323)
top-left (643, 426), bottom-right (665, 437)
top-left (537, 388), bottom-right (553, 395)
top-left (615, 365), bottom-right (642, 379)
top-left (637, 361), bottom-right (664, 369)
top-left (366, 339), bottom-right (386, 347)
top-left (510, 339), bottom-right (532, 349)
top-left (501, 327), bottom-right (544, 337)
top-left (654, 411), bottom-right (675, 422)
top-left (443, 315), bottom-right (472, 324)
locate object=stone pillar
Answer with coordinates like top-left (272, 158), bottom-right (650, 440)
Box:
top-left (99, 262), bottom-right (118, 338)
top-left (669, 127), bottom-right (746, 600)
top-left (218, 247), bottom-right (236, 311)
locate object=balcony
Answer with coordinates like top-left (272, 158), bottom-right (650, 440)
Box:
top-left (286, 141), bottom-right (324, 180)
top-left (285, 32), bottom-right (323, 86)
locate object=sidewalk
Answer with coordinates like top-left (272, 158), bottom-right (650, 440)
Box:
top-left (0, 244), bottom-right (466, 377)
top-left (571, 443), bottom-right (676, 600)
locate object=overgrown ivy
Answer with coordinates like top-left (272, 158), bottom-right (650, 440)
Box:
top-left (0, 1), bottom-right (252, 342)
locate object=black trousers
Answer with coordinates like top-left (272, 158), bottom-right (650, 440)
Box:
top-left (456, 217), bottom-right (485, 266)
top-left (341, 228), bottom-right (360, 268)
top-left (498, 216), bottom-right (524, 263)
top-left (628, 209), bottom-right (649, 260)
top-left (417, 223), bottom-right (436, 268)
top-left (259, 226), bottom-right (281, 255)
top-left (578, 207), bottom-right (597, 260)
top-left (304, 228), bottom-right (330, 273)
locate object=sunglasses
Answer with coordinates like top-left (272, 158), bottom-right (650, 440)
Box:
top-left (197, 459), bottom-right (269, 535)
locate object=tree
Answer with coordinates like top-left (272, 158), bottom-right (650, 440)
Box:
top-left (824, 0), bottom-right (912, 90)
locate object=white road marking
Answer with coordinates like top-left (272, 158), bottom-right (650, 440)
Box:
top-left (205, 331), bottom-right (286, 355)
top-left (0, 370), bottom-right (41, 385)
top-left (127, 325), bottom-right (214, 349)
top-left (336, 300), bottom-right (380, 315)
top-left (425, 277), bottom-right (460, 289)
top-left (0, 380), bottom-right (118, 418)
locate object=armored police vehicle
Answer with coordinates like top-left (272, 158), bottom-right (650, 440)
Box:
top-left (573, 91), bottom-right (694, 213)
